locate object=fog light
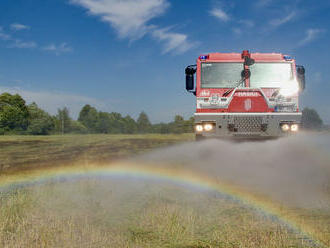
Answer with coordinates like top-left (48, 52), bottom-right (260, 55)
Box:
top-left (204, 123), bottom-right (213, 131)
top-left (195, 124), bottom-right (203, 132)
top-left (291, 124), bottom-right (299, 132)
top-left (281, 124), bottom-right (290, 132)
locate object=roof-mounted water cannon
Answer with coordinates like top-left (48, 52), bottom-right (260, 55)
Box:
top-left (241, 50), bottom-right (255, 66)
top-left (241, 50), bottom-right (254, 82)
top-left (185, 64), bottom-right (197, 94)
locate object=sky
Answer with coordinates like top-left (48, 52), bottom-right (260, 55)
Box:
top-left (0, 0), bottom-right (330, 123)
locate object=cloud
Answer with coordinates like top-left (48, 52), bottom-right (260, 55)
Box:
top-left (209, 7), bottom-right (230, 22)
top-left (298, 28), bottom-right (326, 46)
top-left (8, 39), bottom-right (37, 49)
top-left (0, 28), bottom-right (11, 40)
top-left (0, 26), bottom-right (36, 48)
top-left (238, 19), bottom-right (254, 28)
top-left (70, 0), bottom-right (169, 40)
top-left (10, 23), bottom-right (30, 31)
top-left (255, 0), bottom-right (272, 8)
top-left (232, 28), bottom-right (241, 35)
top-left (0, 86), bottom-right (106, 119)
top-left (1, 25), bottom-right (69, 53)
top-left (269, 11), bottom-right (296, 27)
top-left (151, 27), bottom-right (195, 54)
top-left (0, 33), bottom-right (11, 41)
top-left (43, 42), bottom-right (73, 55)
top-left (70, 0), bottom-right (194, 54)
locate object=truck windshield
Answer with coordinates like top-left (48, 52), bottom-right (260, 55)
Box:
top-left (250, 63), bottom-right (294, 88)
top-left (201, 63), bottom-right (243, 88)
top-left (201, 62), bottom-right (295, 88)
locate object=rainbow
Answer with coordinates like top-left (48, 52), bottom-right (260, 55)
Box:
top-left (0, 163), bottom-right (327, 247)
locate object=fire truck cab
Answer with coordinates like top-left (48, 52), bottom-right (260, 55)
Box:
top-left (185, 50), bottom-right (306, 140)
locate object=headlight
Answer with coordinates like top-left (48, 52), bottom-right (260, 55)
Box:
top-left (204, 123), bottom-right (213, 131)
top-left (291, 124), bottom-right (299, 132)
top-left (281, 124), bottom-right (290, 132)
top-left (195, 124), bottom-right (203, 132)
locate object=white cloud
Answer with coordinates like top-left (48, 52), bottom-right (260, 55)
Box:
top-left (43, 42), bottom-right (73, 55)
top-left (298, 28), bottom-right (326, 46)
top-left (0, 32), bottom-right (11, 41)
top-left (232, 28), bottom-right (241, 35)
top-left (0, 86), bottom-right (106, 119)
top-left (0, 28), bottom-right (11, 40)
top-left (10, 23), bottom-right (30, 31)
top-left (8, 39), bottom-right (37, 49)
top-left (151, 27), bottom-right (194, 54)
top-left (70, 0), bottom-right (194, 54)
top-left (238, 19), bottom-right (254, 28)
top-left (255, 0), bottom-right (272, 8)
top-left (209, 7), bottom-right (230, 22)
top-left (0, 26), bottom-right (36, 48)
top-left (269, 11), bottom-right (296, 27)
top-left (70, 0), bottom-right (169, 39)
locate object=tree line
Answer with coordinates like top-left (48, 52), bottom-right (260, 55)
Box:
top-left (0, 93), bottom-right (194, 135)
top-left (0, 92), bottom-right (325, 135)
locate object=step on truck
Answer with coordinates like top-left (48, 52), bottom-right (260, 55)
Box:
top-left (185, 50), bottom-right (306, 140)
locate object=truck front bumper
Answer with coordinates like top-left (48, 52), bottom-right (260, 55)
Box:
top-left (194, 112), bottom-right (302, 139)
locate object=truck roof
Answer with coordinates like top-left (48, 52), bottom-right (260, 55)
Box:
top-left (203, 52), bottom-right (292, 62)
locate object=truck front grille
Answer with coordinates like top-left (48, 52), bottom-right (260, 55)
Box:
top-left (233, 116), bottom-right (263, 132)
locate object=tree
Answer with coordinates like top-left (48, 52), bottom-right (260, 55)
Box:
top-left (55, 107), bottom-right (71, 134)
top-left (108, 112), bottom-right (124, 133)
top-left (172, 115), bottom-right (185, 134)
top-left (137, 111), bottom-right (152, 133)
top-left (69, 120), bottom-right (88, 134)
top-left (78, 105), bottom-right (99, 132)
top-left (152, 123), bottom-right (170, 134)
top-left (27, 102), bottom-right (54, 135)
top-left (184, 117), bottom-right (194, 133)
top-left (0, 93), bottom-right (29, 132)
top-left (96, 112), bottom-right (112, 133)
top-left (122, 115), bottom-right (138, 134)
top-left (301, 107), bottom-right (323, 130)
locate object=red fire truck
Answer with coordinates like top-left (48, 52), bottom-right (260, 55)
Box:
top-left (185, 50), bottom-right (306, 140)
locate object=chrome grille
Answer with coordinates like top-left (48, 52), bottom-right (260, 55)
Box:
top-left (233, 116), bottom-right (262, 132)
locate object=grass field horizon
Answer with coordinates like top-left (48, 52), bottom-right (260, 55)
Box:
top-left (0, 134), bottom-right (329, 247)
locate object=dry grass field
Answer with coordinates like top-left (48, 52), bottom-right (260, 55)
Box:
top-left (0, 134), bottom-right (193, 173)
top-left (0, 180), bottom-right (319, 248)
top-left (0, 134), bottom-right (329, 248)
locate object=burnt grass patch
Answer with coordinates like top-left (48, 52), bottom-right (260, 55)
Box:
top-left (0, 134), bottom-right (193, 174)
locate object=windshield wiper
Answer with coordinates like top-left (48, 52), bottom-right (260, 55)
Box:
top-left (222, 78), bottom-right (244, 96)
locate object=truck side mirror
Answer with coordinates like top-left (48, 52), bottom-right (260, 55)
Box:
top-left (185, 65), bottom-right (196, 93)
top-left (296, 65), bottom-right (305, 91)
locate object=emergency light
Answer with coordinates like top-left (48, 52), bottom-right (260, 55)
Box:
top-left (199, 55), bottom-right (209, 60)
top-left (283, 55), bottom-right (293, 61)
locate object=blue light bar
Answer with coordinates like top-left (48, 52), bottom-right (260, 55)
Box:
top-left (283, 55), bottom-right (292, 61)
top-left (199, 55), bottom-right (209, 60)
